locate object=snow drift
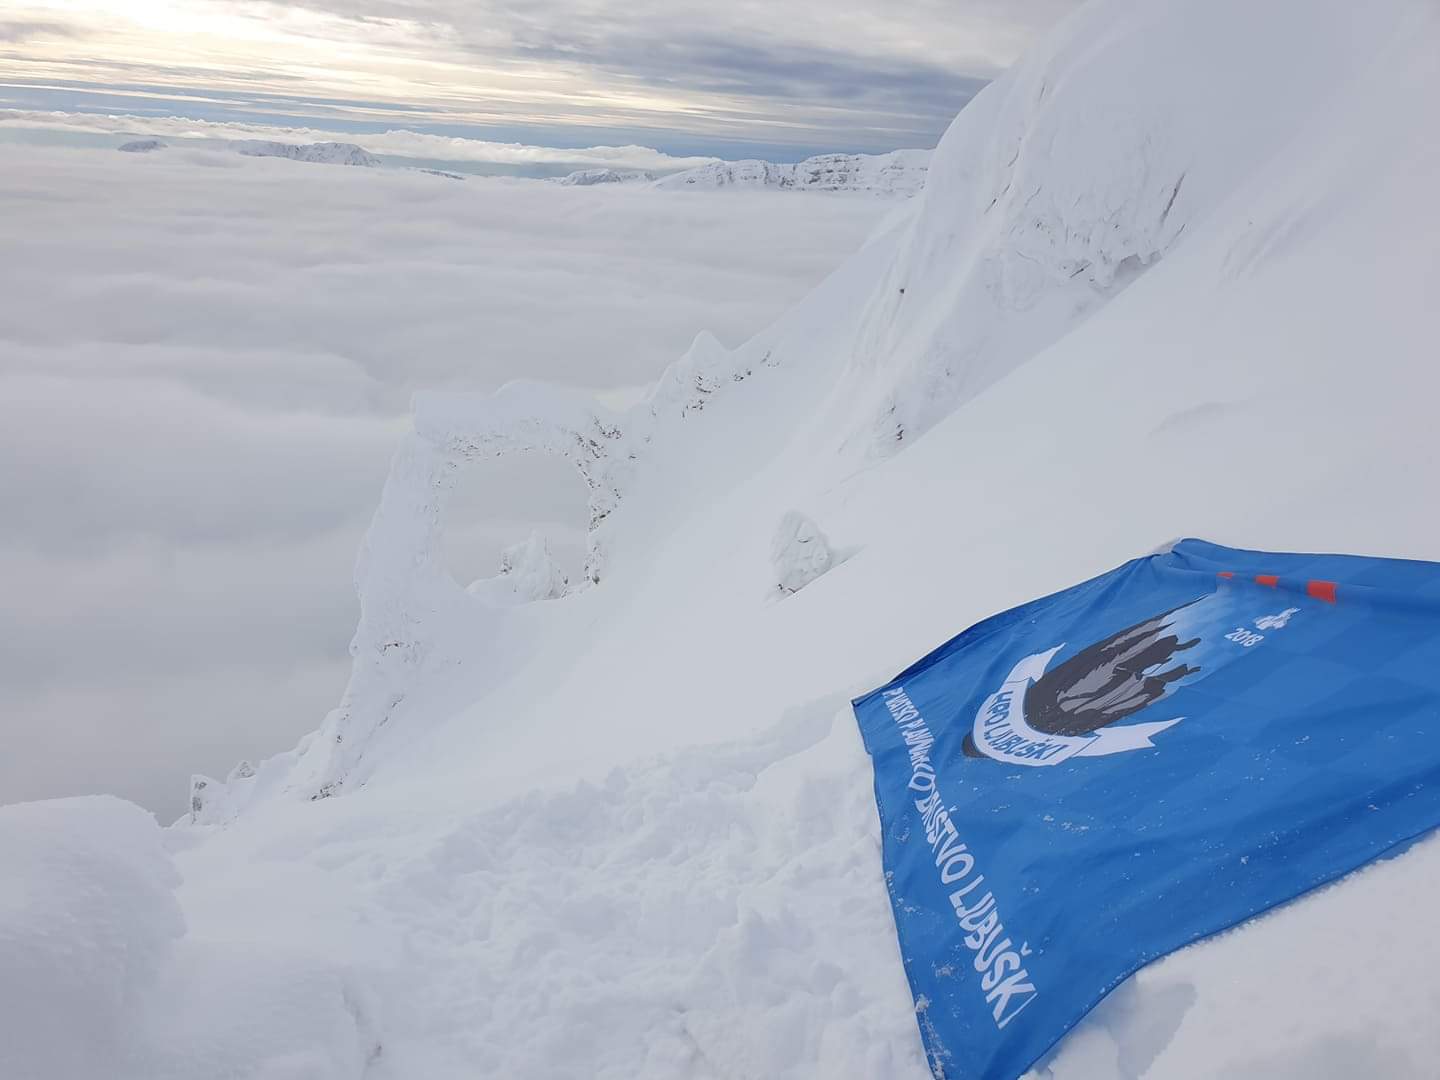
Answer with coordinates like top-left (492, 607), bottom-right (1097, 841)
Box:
top-left (10, 0), bottom-right (1440, 1077)
top-left (0, 797), bottom-right (380, 1079)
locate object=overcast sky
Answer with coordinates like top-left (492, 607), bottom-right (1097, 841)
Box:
top-left (1, 0), bottom-right (1077, 158)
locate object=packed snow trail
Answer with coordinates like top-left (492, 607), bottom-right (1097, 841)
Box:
top-left (5, 0), bottom-right (1440, 1077)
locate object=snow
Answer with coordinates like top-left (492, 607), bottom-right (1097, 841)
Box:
top-left (654, 149), bottom-right (931, 196)
top-left (467, 533), bottom-right (570, 604)
top-left (0, 795), bottom-right (384, 1079)
top-left (553, 168), bottom-right (658, 186)
top-left (0, 797), bottom-right (182, 1079)
top-left (9, 0), bottom-right (1440, 1077)
top-left (771, 512), bottom-right (834, 594)
top-left (226, 140), bottom-right (382, 167)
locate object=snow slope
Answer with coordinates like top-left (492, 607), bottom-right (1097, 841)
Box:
top-left (8, 0), bottom-right (1440, 1077)
top-left (654, 149), bottom-right (931, 196)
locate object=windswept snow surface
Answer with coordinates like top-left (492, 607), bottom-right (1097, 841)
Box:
top-left (654, 149), bottom-right (931, 196)
top-left (8, 0), bottom-right (1440, 1077)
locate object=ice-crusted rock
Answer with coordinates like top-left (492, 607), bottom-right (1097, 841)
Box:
top-left (468, 533), bottom-right (569, 604)
top-left (118, 138), bottom-right (167, 153)
top-left (188, 774), bottom-right (217, 819)
top-left (227, 140), bottom-right (381, 167)
top-left (654, 149), bottom-right (930, 196)
top-left (771, 511), bottom-right (834, 594)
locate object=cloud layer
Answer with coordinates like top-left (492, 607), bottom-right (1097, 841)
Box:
top-left (0, 141), bottom-right (892, 819)
top-left (0, 110), bottom-right (722, 171)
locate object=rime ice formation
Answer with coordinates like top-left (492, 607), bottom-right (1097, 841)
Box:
top-left (771, 512), bottom-right (834, 594)
top-left (468, 534), bottom-right (570, 604)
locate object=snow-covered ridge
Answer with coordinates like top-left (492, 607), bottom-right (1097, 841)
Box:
top-left (653, 149), bottom-right (931, 196)
top-left (550, 154), bottom-right (927, 195)
top-left (551, 167), bottom-right (657, 186)
top-left (226, 140), bottom-right (381, 167)
top-left (115, 137), bottom-right (382, 167)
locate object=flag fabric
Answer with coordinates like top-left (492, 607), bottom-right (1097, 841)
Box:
top-left (852, 538), bottom-right (1440, 1079)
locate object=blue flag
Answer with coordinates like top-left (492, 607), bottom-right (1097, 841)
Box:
top-left (852, 538), bottom-right (1440, 1079)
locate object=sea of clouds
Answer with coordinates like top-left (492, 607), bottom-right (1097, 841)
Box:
top-left (0, 110), bottom-right (723, 175)
top-left (0, 140), bottom-right (890, 819)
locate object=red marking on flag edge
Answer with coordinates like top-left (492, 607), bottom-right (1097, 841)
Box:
top-left (1217, 571), bottom-right (1338, 604)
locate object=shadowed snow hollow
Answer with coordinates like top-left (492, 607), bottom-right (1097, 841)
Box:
top-left (9, 0), bottom-right (1440, 1077)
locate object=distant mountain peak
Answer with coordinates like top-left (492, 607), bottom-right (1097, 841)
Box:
top-left (226, 140), bottom-right (381, 167)
top-left (115, 137), bottom-right (382, 168)
top-left (654, 149), bottom-right (931, 196)
top-left (551, 167), bottom-right (658, 186)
